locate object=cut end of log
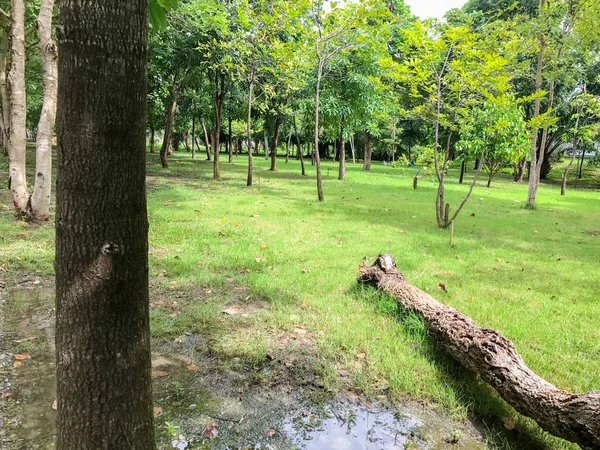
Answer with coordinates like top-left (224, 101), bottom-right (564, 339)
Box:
top-left (358, 254), bottom-right (406, 285)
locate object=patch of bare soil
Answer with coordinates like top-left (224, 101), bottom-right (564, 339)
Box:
top-left (0, 275), bottom-right (486, 449)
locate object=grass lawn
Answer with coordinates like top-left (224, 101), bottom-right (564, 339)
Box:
top-left (1, 147), bottom-right (599, 449)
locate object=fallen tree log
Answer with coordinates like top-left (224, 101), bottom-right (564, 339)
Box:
top-left (358, 254), bottom-right (600, 449)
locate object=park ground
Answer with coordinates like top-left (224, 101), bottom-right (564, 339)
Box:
top-left (0, 148), bottom-right (599, 449)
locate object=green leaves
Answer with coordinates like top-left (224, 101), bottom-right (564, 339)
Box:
top-left (149, 0), bottom-right (178, 30)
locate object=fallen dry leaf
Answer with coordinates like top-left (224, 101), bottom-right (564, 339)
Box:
top-left (186, 365), bottom-right (198, 372)
top-left (152, 370), bottom-right (169, 378)
top-left (203, 421), bottom-right (218, 439)
top-left (12, 361), bottom-right (22, 368)
top-left (293, 326), bottom-right (307, 335)
top-left (437, 283), bottom-right (447, 293)
top-left (345, 391), bottom-right (360, 403)
top-left (502, 417), bottom-right (516, 430)
top-left (153, 406), bottom-right (163, 417)
top-left (302, 268), bottom-right (309, 273)
top-left (14, 354), bottom-right (31, 361)
top-left (495, 258), bottom-right (502, 262)
top-left (1, 392), bottom-right (12, 399)
top-left (265, 429), bottom-right (277, 438)
top-left (357, 352), bottom-right (366, 359)
top-left (266, 353), bottom-right (275, 361)
top-left (222, 307), bottom-right (241, 316)
top-left (260, 244), bottom-right (268, 250)
top-left (255, 256), bottom-right (266, 263)
top-left (12, 337), bottom-right (36, 344)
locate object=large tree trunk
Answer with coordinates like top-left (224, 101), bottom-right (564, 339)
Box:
top-left (363, 130), bottom-right (372, 171)
top-left (358, 255), bottom-right (600, 450)
top-left (160, 75), bottom-right (178, 168)
top-left (55, 0), bottom-right (155, 448)
top-left (7, 0), bottom-right (28, 214)
top-left (28, 0), bottom-right (58, 221)
top-left (293, 115), bottom-right (305, 176)
top-left (269, 114), bottom-right (281, 171)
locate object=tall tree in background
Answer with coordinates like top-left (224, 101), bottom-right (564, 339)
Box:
top-left (55, 0), bottom-right (155, 447)
top-left (7, 0), bottom-right (28, 214)
top-left (28, 0), bottom-right (57, 219)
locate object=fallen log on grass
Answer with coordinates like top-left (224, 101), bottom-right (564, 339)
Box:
top-left (358, 254), bottom-right (600, 450)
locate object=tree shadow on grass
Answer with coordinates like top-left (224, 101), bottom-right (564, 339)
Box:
top-left (351, 284), bottom-right (575, 450)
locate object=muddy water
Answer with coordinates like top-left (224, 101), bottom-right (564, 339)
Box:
top-left (0, 283), bottom-right (485, 449)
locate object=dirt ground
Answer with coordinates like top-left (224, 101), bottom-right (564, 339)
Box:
top-left (0, 273), bottom-right (486, 450)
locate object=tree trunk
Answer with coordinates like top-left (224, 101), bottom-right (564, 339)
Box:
top-left (314, 60), bottom-right (324, 201)
top-left (228, 116), bottom-right (232, 163)
top-left (55, 0), bottom-right (155, 448)
top-left (459, 159), bottom-right (466, 184)
top-left (285, 129), bottom-right (291, 163)
top-left (212, 73), bottom-right (225, 180)
top-left (0, 26), bottom-right (10, 157)
top-left (363, 130), bottom-right (372, 171)
top-left (269, 114), bottom-right (281, 171)
top-left (338, 121), bottom-right (346, 181)
top-left (191, 116), bottom-right (196, 160)
top-left (349, 135), bottom-right (356, 164)
top-left (263, 129), bottom-right (269, 160)
top-left (7, 0), bottom-right (29, 214)
top-left (513, 157), bottom-right (526, 182)
top-left (358, 254), bottom-right (600, 450)
top-left (487, 172), bottom-right (492, 188)
top-left (149, 126), bottom-right (155, 153)
top-left (28, 0), bottom-right (58, 221)
top-left (160, 75), bottom-right (178, 168)
top-left (293, 115), bottom-right (305, 176)
top-left (200, 118), bottom-right (211, 161)
top-left (246, 75), bottom-right (253, 186)
top-left (577, 148), bottom-right (585, 179)
top-left (526, 3), bottom-right (546, 208)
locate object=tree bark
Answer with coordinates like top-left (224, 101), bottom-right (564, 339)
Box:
top-left (200, 118), bottom-right (211, 161)
top-left (149, 126), bottom-right (155, 153)
top-left (349, 135), bottom-right (356, 164)
top-left (212, 72), bottom-right (225, 180)
top-left (191, 116), bottom-right (196, 160)
top-left (228, 116), bottom-right (232, 163)
top-left (285, 129), bottom-right (291, 163)
top-left (363, 130), bottom-right (372, 171)
top-left (338, 120), bottom-right (346, 181)
top-left (459, 159), bottom-right (466, 184)
top-left (0, 25), bottom-right (10, 157)
top-left (29, 0), bottom-right (58, 221)
top-left (269, 113), bottom-right (280, 171)
top-left (314, 60), bottom-right (324, 201)
top-left (293, 115), bottom-right (305, 176)
top-left (246, 74), bottom-right (253, 186)
top-left (55, 0), bottom-right (155, 448)
top-left (160, 75), bottom-right (178, 168)
top-left (358, 254), bottom-right (600, 450)
top-left (7, 0), bottom-right (28, 214)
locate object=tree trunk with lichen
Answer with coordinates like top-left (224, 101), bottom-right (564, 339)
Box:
top-left (358, 254), bottom-right (600, 450)
top-left (55, 0), bottom-right (155, 448)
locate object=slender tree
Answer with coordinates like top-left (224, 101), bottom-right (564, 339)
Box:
top-left (55, 0), bottom-right (155, 448)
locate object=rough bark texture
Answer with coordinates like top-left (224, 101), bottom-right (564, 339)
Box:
top-left (212, 73), bottom-right (225, 180)
top-left (358, 254), bottom-right (600, 450)
top-left (29, 0), bottom-right (58, 220)
top-left (201, 117), bottom-right (211, 161)
top-left (7, 0), bottom-right (28, 214)
top-left (314, 60), bottom-right (324, 201)
top-left (363, 130), bottom-right (372, 171)
top-left (160, 76), bottom-right (178, 168)
top-left (55, 1), bottom-right (155, 448)
top-left (150, 126), bottom-right (155, 153)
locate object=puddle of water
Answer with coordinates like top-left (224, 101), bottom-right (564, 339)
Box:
top-left (283, 405), bottom-right (424, 450)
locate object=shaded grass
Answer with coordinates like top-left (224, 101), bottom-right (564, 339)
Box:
top-left (1, 147), bottom-right (599, 449)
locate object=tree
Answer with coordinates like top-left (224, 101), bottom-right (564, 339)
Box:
top-left (54, 0), bottom-right (155, 447)
top-left (457, 96), bottom-right (529, 187)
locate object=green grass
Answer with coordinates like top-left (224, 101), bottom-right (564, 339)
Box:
top-left (1, 147), bottom-right (599, 449)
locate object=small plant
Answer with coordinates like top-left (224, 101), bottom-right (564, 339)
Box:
top-left (164, 421), bottom-right (180, 437)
